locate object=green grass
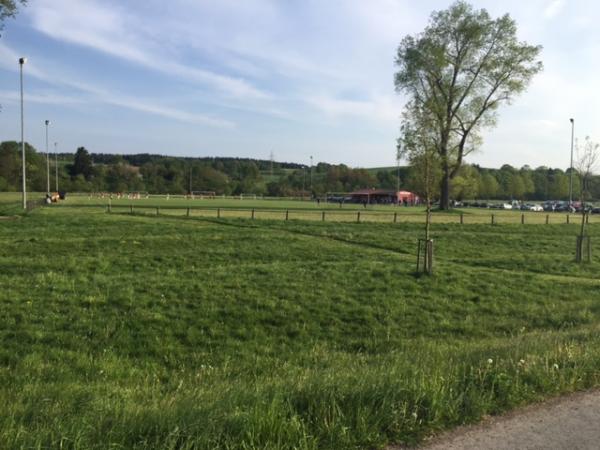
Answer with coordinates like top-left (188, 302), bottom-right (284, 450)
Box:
top-left (1, 202), bottom-right (599, 449)
top-left (57, 194), bottom-right (600, 225)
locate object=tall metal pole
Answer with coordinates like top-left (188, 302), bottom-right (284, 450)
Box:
top-left (396, 141), bottom-right (401, 194)
top-left (309, 155), bottom-right (313, 193)
top-left (45, 120), bottom-right (50, 194)
top-left (54, 142), bottom-right (59, 192)
top-left (569, 118), bottom-right (574, 206)
top-left (19, 57), bottom-right (27, 210)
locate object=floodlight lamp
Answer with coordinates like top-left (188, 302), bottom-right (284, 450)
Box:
top-left (19, 57), bottom-right (27, 65)
top-left (45, 119), bottom-right (50, 126)
top-left (570, 118), bottom-right (574, 123)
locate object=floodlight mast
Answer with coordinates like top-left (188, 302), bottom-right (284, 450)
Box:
top-left (54, 142), bottom-right (59, 192)
top-left (310, 155), bottom-right (313, 194)
top-left (19, 57), bottom-right (27, 210)
top-left (45, 120), bottom-right (50, 194)
top-left (569, 118), bottom-right (574, 207)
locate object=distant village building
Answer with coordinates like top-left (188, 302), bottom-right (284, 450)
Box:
top-left (348, 189), bottom-right (419, 205)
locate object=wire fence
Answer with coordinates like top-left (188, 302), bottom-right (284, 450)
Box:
top-left (105, 204), bottom-right (600, 225)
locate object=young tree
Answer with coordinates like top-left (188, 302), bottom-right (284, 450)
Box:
top-left (394, 1), bottom-right (542, 209)
top-left (399, 103), bottom-right (442, 274)
top-left (574, 137), bottom-right (599, 262)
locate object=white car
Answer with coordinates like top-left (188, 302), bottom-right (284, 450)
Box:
top-left (529, 204), bottom-right (543, 212)
top-left (502, 203), bottom-right (513, 210)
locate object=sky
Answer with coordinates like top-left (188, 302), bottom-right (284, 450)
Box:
top-left (0, 0), bottom-right (597, 169)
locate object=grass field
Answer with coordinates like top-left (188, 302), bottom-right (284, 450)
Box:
top-left (1, 195), bottom-right (600, 449)
top-left (59, 193), bottom-right (600, 225)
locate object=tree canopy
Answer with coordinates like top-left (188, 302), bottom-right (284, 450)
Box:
top-left (0, 0), bottom-right (25, 30)
top-left (395, 1), bottom-right (543, 209)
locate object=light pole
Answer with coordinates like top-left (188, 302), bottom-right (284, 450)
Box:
top-left (19, 57), bottom-right (27, 209)
top-left (309, 155), bottom-right (313, 194)
top-left (396, 142), bottom-right (401, 194)
top-left (54, 142), bottom-right (59, 192)
top-left (568, 118), bottom-right (575, 206)
top-left (45, 120), bottom-right (50, 194)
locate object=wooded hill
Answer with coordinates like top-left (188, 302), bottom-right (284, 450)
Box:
top-left (0, 141), bottom-right (598, 201)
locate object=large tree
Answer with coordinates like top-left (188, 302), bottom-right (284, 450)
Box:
top-left (72, 147), bottom-right (94, 181)
top-left (395, 1), bottom-right (542, 209)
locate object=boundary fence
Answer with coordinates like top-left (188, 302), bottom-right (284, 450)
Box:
top-left (105, 204), bottom-right (600, 225)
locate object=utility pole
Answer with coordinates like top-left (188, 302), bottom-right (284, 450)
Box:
top-left (45, 120), bottom-right (50, 194)
top-left (269, 150), bottom-right (274, 177)
top-left (189, 165), bottom-right (193, 194)
top-left (19, 57), bottom-right (27, 209)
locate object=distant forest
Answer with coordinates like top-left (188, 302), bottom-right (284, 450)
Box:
top-left (1, 141), bottom-right (599, 201)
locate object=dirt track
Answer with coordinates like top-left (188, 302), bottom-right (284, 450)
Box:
top-left (392, 389), bottom-right (600, 450)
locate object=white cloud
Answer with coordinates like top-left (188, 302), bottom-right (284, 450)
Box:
top-left (0, 42), bottom-right (234, 128)
top-left (307, 94), bottom-right (401, 124)
top-left (0, 89), bottom-right (83, 106)
top-left (28, 0), bottom-right (269, 100)
top-left (543, 0), bottom-right (565, 19)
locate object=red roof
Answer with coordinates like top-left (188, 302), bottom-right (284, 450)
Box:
top-left (350, 189), bottom-right (396, 195)
top-left (349, 189), bottom-right (416, 196)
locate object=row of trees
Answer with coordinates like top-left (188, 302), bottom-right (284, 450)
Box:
top-left (1, 140), bottom-right (598, 200)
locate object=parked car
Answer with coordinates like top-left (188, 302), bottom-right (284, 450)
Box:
top-left (502, 203), bottom-right (512, 210)
top-left (554, 202), bottom-right (570, 212)
top-left (529, 204), bottom-right (544, 212)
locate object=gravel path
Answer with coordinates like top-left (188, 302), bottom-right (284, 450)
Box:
top-left (392, 389), bottom-right (600, 450)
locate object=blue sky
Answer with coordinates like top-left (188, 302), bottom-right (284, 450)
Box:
top-left (0, 0), bottom-right (596, 168)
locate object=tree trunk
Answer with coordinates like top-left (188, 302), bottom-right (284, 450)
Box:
top-left (440, 171), bottom-right (450, 210)
top-left (579, 206), bottom-right (586, 237)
